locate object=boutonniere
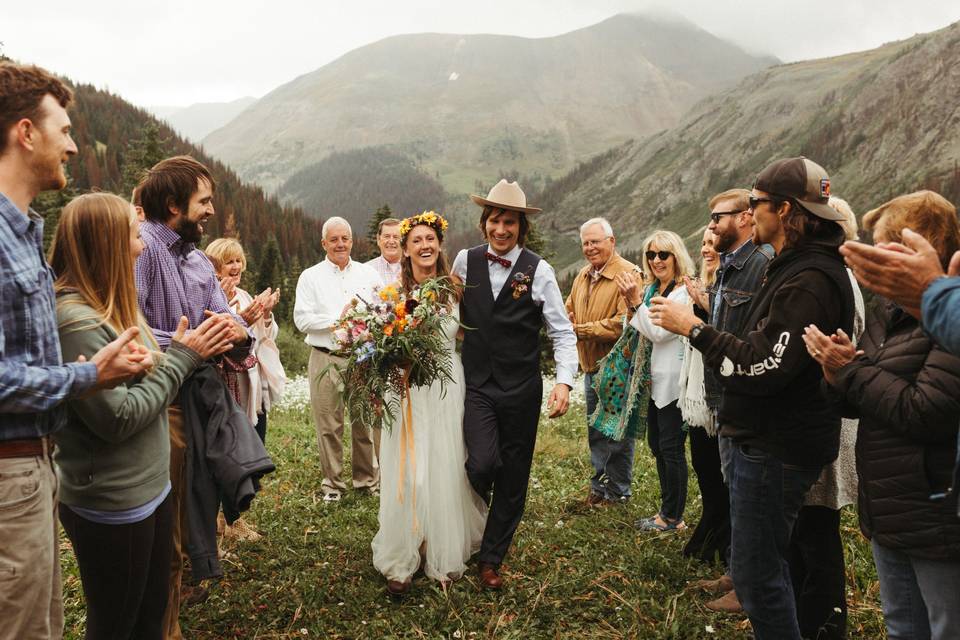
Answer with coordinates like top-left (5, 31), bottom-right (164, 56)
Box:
top-left (510, 269), bottom-right (533, 300)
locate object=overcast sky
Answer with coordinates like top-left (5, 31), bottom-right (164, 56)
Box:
top-left (3, 0), bottom-right (959, 107)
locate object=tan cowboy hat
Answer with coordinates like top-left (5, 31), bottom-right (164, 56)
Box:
top-left (470, 179), bottom-right (542, 214)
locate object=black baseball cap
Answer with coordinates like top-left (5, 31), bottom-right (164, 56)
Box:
top-left (753, 157), bottom-right (844, 221)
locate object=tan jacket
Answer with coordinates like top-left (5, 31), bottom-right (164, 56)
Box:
top-left (564, 253), bottom-right (636, 374)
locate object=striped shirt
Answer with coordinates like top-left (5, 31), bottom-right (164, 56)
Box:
top-left (0, 191), bottom-right (97, 440)
top-left (134, 220), bottom-right (249, 350)
top-left (365, 255), bottom-right (402, 287)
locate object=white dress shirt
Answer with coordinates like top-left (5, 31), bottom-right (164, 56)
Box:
top-left (629, 284), bottom-right (690, 408)
top-left (294, 258), bottom-right (382, 349)
top-left (452, 244), bottom-right (579, 387)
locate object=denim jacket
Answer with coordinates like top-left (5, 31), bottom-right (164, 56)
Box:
top-left (703, 239), bottom-right (774, 407)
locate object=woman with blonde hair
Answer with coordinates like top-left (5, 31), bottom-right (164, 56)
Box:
top-left (49, 192), bottom-right (233, 640)
top-left (204, 238), bottom-right (285, 543)
top-left (616, 229), bottom-right (695, 531)
top-left (204, 238), bottom-right (285, 442)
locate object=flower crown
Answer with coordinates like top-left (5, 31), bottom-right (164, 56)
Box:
top-left (399, 211), bottom-right (449, 240)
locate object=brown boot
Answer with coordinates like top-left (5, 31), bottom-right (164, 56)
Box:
top-left (694, 574), bottom-right (734, 594)
top-left (477, 562), bottom-right (503, 590)
top-left (705, 589), bottom-right (743, 613)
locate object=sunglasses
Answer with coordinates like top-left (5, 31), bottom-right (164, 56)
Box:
top-left (645, 250), bottom-right (673, 261)
top-left (748, 196), bottom-right (775, 210)
top-left (709, 209), bottom-right (747, 224)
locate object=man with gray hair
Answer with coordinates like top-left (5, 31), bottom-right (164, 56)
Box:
top-left (294, 216), bottom-right (381, 501)
top-left (564, 217), bottom-right (637, 504)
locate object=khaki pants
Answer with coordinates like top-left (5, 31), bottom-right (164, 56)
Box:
top-left (0, 439), bottom-right (62, 640)
top-left (162, 406), bottom-right (188, 640)
top-left (307, 348), bottom-right (378, 494)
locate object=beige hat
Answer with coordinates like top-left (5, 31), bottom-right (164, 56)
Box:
top-left (470, 179), bottom-right (542, 214)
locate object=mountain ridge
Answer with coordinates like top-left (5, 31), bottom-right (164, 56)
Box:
top-left (203, 13), bottom-right (777, 195)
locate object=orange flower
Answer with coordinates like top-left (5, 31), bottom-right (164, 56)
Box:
top-left (383, 324), bottom-right (394, 336)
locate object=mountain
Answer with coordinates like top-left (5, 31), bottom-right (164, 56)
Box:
top-left (540, 20), bottom-right (960, 270)
top-left (279, 146), bottom-right (447, 227)
top-left (203, 13), bottom-right (777, 195)
top-left (149, 96), bottom-right (257, 142)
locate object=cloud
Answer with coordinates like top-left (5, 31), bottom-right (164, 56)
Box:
top-left (3, 0), bottom-right (958, 107)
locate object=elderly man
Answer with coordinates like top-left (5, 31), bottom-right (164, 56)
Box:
top-left (295, 217), bottom-right (381, 502)
top-left (366, 218), bottom-right (402, 286)
top-left (565, 217), bottom-right (636, 505)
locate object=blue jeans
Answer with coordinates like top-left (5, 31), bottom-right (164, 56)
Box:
top-left (872, 539), bottom-right (960, 640)
top-left (729, 444), bottom-right (820, 640)
top-left (646, 398), bottom-right (687, 520)
top-left (585, 373), bottom-right (636, 499)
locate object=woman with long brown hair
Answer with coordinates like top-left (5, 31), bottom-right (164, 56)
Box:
top-left (372, 211), bottom-right (485, 596)
top-left (49, 192), bottom-right (233, 640)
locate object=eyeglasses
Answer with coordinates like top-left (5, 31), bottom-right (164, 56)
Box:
top-left (748, 196), bottom-right (775, 210)
top-left (709, 209), bottom-right (747, 224)
top-left (645, 250), bottom-right (673, 261)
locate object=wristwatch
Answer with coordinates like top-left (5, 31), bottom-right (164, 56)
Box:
top-left (688, 322), bottom-right (706, 341)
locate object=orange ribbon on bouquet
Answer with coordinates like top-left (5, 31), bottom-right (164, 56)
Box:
top-left (396, 368), bottom-right (419, 531)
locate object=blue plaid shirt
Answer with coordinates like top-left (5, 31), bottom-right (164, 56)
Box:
top-left (0, 191), bottom-right (97, 440)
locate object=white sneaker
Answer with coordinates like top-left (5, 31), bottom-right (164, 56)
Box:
top-left (323, 492), bottom-right (342, 503)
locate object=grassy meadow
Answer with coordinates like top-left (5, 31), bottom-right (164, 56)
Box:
top-left (61, 385), bottom-right (886, 639)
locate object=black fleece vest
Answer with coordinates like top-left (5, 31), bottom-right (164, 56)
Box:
top-left (461, 245), bottom-right (543, 388)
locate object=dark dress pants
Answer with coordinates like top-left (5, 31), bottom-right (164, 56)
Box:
top-left (789, 505), bottom-right (847, 640)
top-left (684, 426), bottom-right (731, 565)
top-left (463, 375), bottom-right (543, 566)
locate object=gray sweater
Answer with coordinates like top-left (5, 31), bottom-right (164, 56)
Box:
top-left (54, 294), bottom-right (201, 511)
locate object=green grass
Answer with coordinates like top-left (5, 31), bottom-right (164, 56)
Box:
top-left (61, 404), bottom-right (885, 639)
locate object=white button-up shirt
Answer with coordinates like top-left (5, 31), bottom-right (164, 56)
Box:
top-left (294, 258), bottom-right (382, 350)
top-left (629, 284), bottom-right (690, 408)
top-left (452, 244), bottom-right (579, 387)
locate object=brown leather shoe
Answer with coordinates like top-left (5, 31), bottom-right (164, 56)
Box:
top-left (386, 578), bottom-right (411, 596)
top-left (705, 589), bottom-right (743, 613)
top-left (477, 562), bottom-right (503, 590)
top-left (694, 574), bottom-right (734, 594)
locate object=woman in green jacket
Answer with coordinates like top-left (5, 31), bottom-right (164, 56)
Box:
top-left (48, 192), bottom-right (234, 640)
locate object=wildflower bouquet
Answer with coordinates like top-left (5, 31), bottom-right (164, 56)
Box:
top-left (329, 277), bottom-right (458, 430)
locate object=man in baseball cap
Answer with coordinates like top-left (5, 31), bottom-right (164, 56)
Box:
top-left (644, 156), bottom-right (857, 638)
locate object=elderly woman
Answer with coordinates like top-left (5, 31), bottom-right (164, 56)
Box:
top-left (616, 230), bottom-right (696, 532)
top-left (805, 190), bottom-right (960, 640)
top-left (205, 239), bottom-right (286, 541)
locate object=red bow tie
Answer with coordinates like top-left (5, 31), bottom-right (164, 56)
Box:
top-left (485, 252), bottom-right (512, 268)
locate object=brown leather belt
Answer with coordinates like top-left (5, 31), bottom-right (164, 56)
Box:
top-left (0, 437), bottom-right (46, 459)
top-left (312, 346), bottom-right (332, 354)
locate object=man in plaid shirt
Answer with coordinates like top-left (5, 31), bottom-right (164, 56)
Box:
top-left (0, 62), bottom-right (151, 639)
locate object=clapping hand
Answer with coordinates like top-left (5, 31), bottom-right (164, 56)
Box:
top-left (648, 296), bottom-right (699, 337)
top-left (615, 271), bottom-right (642, 308)
top-left (85, 327), bottom-right (154, 390)
top-left (683, 275), bottom-right (709, 311)
top-left (260, 287), bottom-right (281, 316)
top-left (172, 315), bottom-right (235, 359)
top-left (203, 310), bottom-right (249, 345)
top-left (802, 325), bottom-right (862, 385)
top-left (239, 296), bottom-right (265, 325)
top-left (219, 274), bottom-right (241, 303)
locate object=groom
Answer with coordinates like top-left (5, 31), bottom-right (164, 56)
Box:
top-left (452, 179), bottom-right (578, 589)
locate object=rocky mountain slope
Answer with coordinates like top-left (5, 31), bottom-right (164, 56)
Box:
top-left (540, 20), bottom-right (960, 269)
top-left (203, 13), bottom-right (776, 194)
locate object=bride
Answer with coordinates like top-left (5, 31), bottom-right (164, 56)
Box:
top-left (372, 212), bottom-right (487, 595)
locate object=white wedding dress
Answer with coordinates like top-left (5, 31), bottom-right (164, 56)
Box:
top-left (372, 307), bottom-right (488, 583)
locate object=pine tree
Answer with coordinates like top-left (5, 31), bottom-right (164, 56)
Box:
top-left (121, 121), bottom-right (169, 196)
top-left (524, 220), bottom-right (554, 261)
top-left (256, 235), bottom-right (284, 295)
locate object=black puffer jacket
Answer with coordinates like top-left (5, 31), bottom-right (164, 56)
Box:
top-left (829, 303), bottom-right (960, 559)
